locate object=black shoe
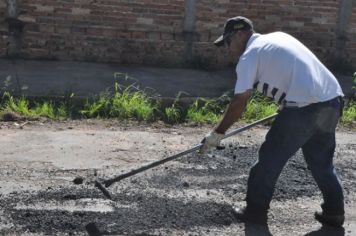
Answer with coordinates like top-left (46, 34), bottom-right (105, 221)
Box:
top-left (231, 206), bottom-right (268, 225)
top-left (314, 211), bottom-right (345, 227)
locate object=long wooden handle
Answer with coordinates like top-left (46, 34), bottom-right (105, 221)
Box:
top-left (103, 113), bottom-right (278, 187)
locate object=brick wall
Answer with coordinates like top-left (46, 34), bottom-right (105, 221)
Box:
top-left (0, 0), bottom-right (7, 57)
top-left (347, 3), bottom-right (356, 70)
top-left (14, 0), bottom-right (186, 65)
top-left (194, 0), bottom-right (345, 68)
top-left (0, 0), bottom-right (355, 70)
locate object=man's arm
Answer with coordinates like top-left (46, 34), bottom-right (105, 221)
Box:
top-left (214, 90), bottom-right (252, 134)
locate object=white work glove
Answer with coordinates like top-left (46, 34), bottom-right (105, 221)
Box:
top-left (199, 131), bottom-right (225, 154)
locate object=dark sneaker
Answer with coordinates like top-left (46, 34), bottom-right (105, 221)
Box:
top-left (231, 206), bottom-right (268, 225)
top-left (314, 211), bottom-right (345, 227)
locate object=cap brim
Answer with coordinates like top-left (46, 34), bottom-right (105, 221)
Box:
top-left (214, 35), bottom-right (225, 47)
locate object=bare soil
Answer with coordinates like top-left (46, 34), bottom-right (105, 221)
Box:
top-left (0, 120), bottom-right (355, 236)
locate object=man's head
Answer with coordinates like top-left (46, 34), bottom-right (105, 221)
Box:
top-left (214, 16), bottom-right (254, 60)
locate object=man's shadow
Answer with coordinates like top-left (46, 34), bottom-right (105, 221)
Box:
top-left (243, 223), bottom-right (345, 236)
top-left (304, 226), bottom-right (345, 236)
top-left (85, 217), bottom-right (346, 236)
top-left (244, 223), bottom-right (272, 236)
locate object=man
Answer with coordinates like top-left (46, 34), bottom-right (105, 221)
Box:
top-left (200, 16), bottom-right (345, 227)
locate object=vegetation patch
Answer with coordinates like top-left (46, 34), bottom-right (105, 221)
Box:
top-left (80, 83), bottom-right (157, 121)
top-left (1, 72), bottom-right (355, 126)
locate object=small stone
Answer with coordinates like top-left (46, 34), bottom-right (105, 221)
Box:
top-left (182, 182), bottom-right (190, 188)
top-left (73, 176), bottom-right (84, 185)
top-left (232, 155), bottom-right (237, 160)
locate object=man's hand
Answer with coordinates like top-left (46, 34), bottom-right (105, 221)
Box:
top-left (199, 131), bottom-right (225, 154)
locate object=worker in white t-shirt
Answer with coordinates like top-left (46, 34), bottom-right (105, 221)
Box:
top-left (199, 16), bottom-right (345, 227)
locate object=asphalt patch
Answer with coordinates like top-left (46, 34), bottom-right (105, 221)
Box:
top-left (1, 143), bottom-right (355, 235)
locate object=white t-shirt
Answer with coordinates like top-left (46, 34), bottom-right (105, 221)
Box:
top-left (235, 32), bottom-right (344, 107)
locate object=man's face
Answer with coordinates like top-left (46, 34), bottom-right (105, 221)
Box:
top-left (225, 31), bottom-right (247, 62)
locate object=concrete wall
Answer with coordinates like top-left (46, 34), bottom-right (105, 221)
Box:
top-left (0, 0), bottom-right (355, 71)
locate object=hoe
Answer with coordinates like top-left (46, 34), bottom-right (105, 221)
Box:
top-left (94, 114), bottom-right (277, 199)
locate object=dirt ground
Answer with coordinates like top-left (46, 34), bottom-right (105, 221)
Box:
top-left (0, 119), bottom-right (355, 236)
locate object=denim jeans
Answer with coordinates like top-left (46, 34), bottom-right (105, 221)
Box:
top-left (246, 97), bottom-right (344, 215)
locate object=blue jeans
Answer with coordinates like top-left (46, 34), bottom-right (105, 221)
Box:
top-left (246, 97), bottom-right (344, 215)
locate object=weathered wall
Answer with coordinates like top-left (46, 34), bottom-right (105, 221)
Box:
top-left (347, 0), bottom-right (356, 71)
top-left (0, 1), bottom-right (8, 56)
top-left (0, 0), bottom-right (355, 70)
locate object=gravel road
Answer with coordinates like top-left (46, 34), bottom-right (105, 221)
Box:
top-left (0, 120), bottom-right (355, 235)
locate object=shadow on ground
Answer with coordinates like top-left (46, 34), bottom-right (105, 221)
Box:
top-left (304, 226), bottom-right (345, 236)
top-left (7, 188), bottom-right (234, 235)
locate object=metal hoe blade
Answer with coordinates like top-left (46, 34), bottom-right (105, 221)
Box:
top-left (94, 180), bottom-right (112, 200)
top-left (94, 113), bottom-right (277, 199)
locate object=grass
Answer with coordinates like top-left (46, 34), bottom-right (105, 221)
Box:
top-left (165, 106), bottom-right (181, 124)
top-left (0, 81), bottom-right (355, 126)
top-left (342, 72), bottom-right (356, 124)
top-left (342, 101), bottom-right (356, 124)
top-left (184, 92), bottom-right (277, 124)
top-left (242, 93), bottom-right (277, 122)
top-left (1, 92), bottom-right (69, 120)
top-left (81, 83), bottom-right (157, 121)
top-left (163, 92), bottom-right (188, 124)
top-left (186, 98), bottom-right (225, 124)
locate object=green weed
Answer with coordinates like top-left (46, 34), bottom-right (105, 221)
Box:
top-left (165, 106), bottom-right (181, 124)
top-left (186, 99), bottom-right (223, 124)
top-left (242, 92), bottom-right (278, 122)
top-left (81, 92), bottom-right (112, 118)
top-left (57, 103), bottom-right (69, 119)
top-left (1, 92), bottom-right (67, 120)
top-left (81, 83), bottom-right (157, 121)
top-left (164, 92), bottom-right (187, 124)
top-left (33, 102), bottom-right (56, 119)
top-left (111, 88), bottom-right (155, 121)
top-left (2, 92), bottom-right (33, 117)
top-left (342, 101), bottom-right (356, 124)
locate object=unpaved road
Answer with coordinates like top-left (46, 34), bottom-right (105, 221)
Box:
top-left (0, 120), bottom-right (355, 236)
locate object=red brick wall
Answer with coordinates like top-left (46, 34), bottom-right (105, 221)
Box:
top-left (195, 0), bottom-right (341, 67)
top-left (16, 0), bottom-right (186, 65)
top-left (347, 3), bottom-right (356, 70)
top-left (0, 1), bottom-right (7, 57)
top-left (1, 0), bottom-right (355, 70)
